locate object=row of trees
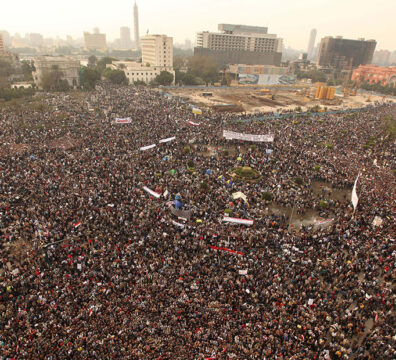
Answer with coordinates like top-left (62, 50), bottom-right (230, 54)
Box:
top-left (360, 81), bottom-right (396, 96)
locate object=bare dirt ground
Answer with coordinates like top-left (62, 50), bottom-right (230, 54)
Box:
top-left (166, 86), bottom-right (392, 114)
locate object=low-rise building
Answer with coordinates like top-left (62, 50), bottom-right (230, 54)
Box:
top-left (33, 56), bottom-right (80, 88)
top-left (352, 65), bottom-right (396, 86)
top-left (109, 61), bottom-right (175, 85)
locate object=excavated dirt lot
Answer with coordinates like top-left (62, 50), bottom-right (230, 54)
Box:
top-left (166, 86), bottom-right (390, 114)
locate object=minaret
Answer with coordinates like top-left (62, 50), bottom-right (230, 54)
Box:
top-left (134, 1), bottom-right (140, 50)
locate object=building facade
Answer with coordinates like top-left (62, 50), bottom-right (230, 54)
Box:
top-left (84, 32), bottom-right (107, 51)
top-left (372, 50), bottom-right (391, 66)
top-left (33, 56), bottom-right (80, 88)
top-left (307, 29), bottom-right (317, 60)
top-left (352, 65), bottom-right (396, 86)
top-left (120, 27), bottom-right (132, 49)
top-left (317, 36), bottom-right (376, 70)
top-left (109, 61), bottom-right (175, 85)
top-left (195, 24), bottom-right (282, 67)
top-left (141, 35), bottom-right (173, 68)
top-left (0, 34), bottom-right (6, 55)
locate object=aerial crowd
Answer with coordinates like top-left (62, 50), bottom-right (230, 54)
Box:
top-left (0, 83), bottom-right (395, 359)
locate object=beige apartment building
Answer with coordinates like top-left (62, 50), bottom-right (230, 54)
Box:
top-left (141, 34), bottom-right (173, 69)
top-left (33, 56), bottom-right (80, 88)
top-left (84, 32), bottom-right (107, 52)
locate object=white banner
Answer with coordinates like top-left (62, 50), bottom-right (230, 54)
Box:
top-left (351, 174), bottom-right (360, 211)
top-left (186, 121), bottom-right (200, 126)
top-left (140, 144), bottom-right (156, 151)
top-left (159, 136), bottom-right (176, 143)
top-left (223, 216), bottom-right (253, 226)
top-left (143, 186), bottom-right (161, 198)
top-left (238, 269), bottom-right (248, 275)
top-left (172, 220), bottom-right (185, 228)
top-left (115, 117), bottom-right (132, 124)
top-left (223, 130), bottom-right (274, 143)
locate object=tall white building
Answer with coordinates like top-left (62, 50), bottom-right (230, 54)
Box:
top-left (141, 34), bottom-right (173, 68)
top-left (134, 1), bottom-right (140, 50)
top-left (307, 29), bottom-right (317, 60)
top-left (196, 24), bottom-right (282, 54)
top-left (120, 27), bottom-right (132, 49)
top-left (195, 24), bottom-right (282, 67)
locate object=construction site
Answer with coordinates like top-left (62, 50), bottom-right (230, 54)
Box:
top-left (165, 84), bottom-right (391, 114)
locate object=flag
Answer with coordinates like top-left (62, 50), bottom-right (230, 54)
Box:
top-left (143, 186), bottom-right (161, 198)
top-left (351, 173), bottom-right (360, 211)
top-left (223, 216), bottom-right (253, 226)
top-left (74, 221), bottom-right (81, 228)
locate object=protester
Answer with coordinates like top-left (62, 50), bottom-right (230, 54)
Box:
top-left (0, 83), bottom-right (394, 359)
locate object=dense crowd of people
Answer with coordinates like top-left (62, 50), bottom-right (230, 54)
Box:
top-left (0, 83), bottom-right (395, 359)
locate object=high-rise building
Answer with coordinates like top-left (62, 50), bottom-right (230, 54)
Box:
top-left (372, 50), bottom-right (391, 66)
top-left (29, 33), bottom-right (44, 47)
top-left (141, 34), bottom-right (173, 68)
top-left (317, 36), bottom-right (376, 70)
top-left (0, 34), bottom-right (6, 55)
top-left (194, 24), bottom-right (283, 67)
top-left (134, 1), bottom-right (140, 50)
top-left (307, 29), bottom-right (317, 60)
top-left (84, 31), bottom-right (107, 51)
top-left (120, 27), bottom-right (132, 50)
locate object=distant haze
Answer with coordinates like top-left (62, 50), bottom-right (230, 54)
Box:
top-left (1, 0), bottom-right (395, 50)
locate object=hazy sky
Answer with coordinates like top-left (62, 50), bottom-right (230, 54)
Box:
top-left (2, 0), bottom-right (395, 50)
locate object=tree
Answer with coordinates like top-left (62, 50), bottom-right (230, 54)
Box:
top-left (96, 57), bottom-right (117, 73)
top-left (103, 68), bottom-right (128, 85)
top-left (188, 55), bottom-right (219, 84)
top-left (180, 72), bottom-right (198, 85)
top-left (41, 65), bottom-right (70, 91)
top-left (20, 60), bottom-right (35, 81)
top-left (80, 66), bottom-right (101, 90)
top-left (155, 70), bottom-right (174, 86)
top-left (88, 55), bottom-right (97, 68)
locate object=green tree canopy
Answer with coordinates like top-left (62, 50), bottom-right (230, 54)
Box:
top-left (188, 56), bottom-right (219, 85)
top-left (103, 68), bottom-right (128, 85)
top-left (96, 57), bottom-right (117, 73)
top-left (155, 70), bottom-right (174, 86)
top-left (41, 65), bottom-right (70, 91)
top-left (80, 66), bottom-right (101, 90)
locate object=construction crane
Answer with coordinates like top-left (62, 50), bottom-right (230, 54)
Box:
top-left (343, 58), bottom-right (354, 97)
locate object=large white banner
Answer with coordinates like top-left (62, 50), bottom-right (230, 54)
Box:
top-left (351, 174), bottom-right (360, 211)
top-left (159, 136), bottom-right (176, 143)
top-left (223, 130), bottom-right (274, 143)
top-left (140, 144), bottom-right (156, 151)
top-left (115, 117), bottom-right (132, 124)
top-left (143, 186), bottom-right (161, 198)
top-left (223, 216), bottom-right (254, 226)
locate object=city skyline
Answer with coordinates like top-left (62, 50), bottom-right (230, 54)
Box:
top-left (1, 0), bottom-right (395, 51)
